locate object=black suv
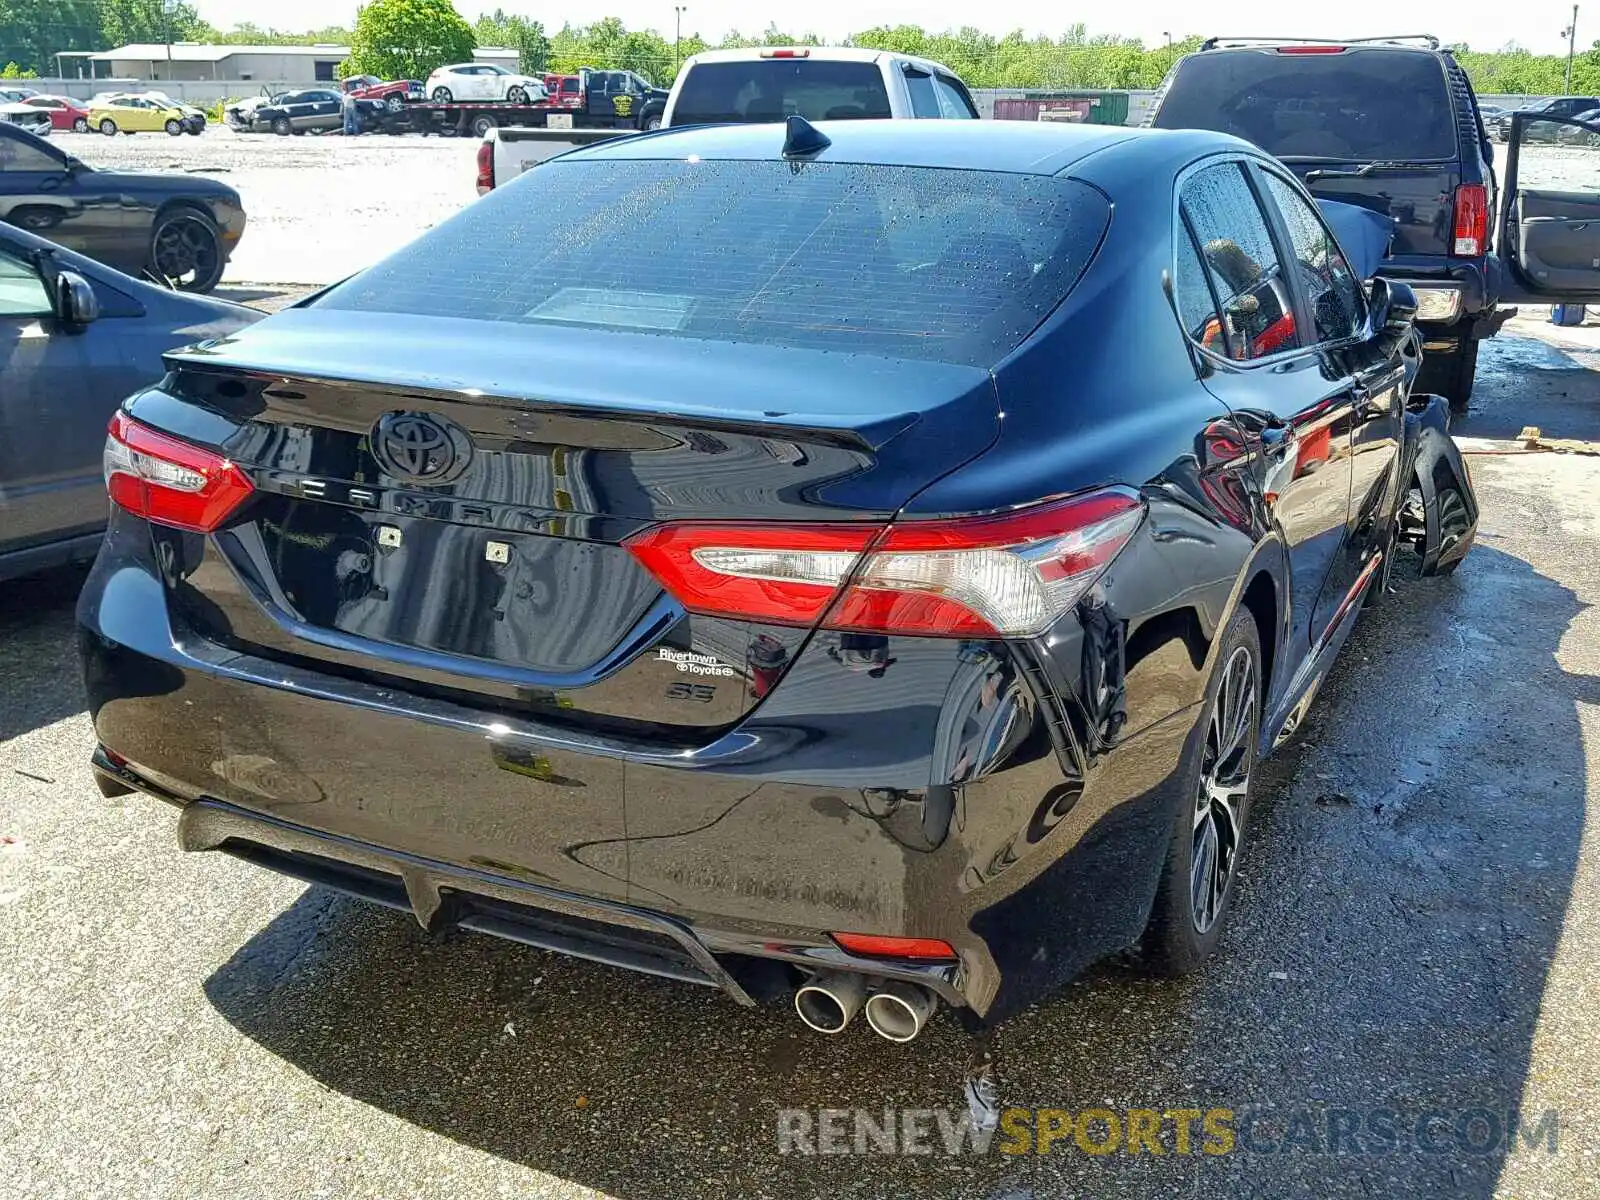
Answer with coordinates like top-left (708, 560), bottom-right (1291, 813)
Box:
top-left (1147, 35), bottom-right (1600, 409)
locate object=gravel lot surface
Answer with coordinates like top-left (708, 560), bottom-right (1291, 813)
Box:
top-left (53, 126), bottom-right (481, 286)
top-left (4, 133), bottom-right (1600, 1199)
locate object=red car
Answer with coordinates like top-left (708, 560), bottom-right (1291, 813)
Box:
top-left (341, 75), bottom-right (425, 111)
top-left (22, 94), bottom-right (91, 133)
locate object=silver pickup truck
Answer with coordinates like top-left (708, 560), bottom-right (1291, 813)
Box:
top-left (477, 46), bottom-right (978, 194)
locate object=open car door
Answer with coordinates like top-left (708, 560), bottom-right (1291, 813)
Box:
top-left (1501, 111), bottom-right (1600, 302)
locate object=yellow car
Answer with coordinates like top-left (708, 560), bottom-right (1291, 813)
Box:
top-left (90, 96), bottom-right (189, 136)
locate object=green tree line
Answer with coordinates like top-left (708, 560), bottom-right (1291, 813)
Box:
top-left (6, 0), bottom-right (1600, 93)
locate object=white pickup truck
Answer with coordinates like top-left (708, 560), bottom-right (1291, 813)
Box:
top-left (477, 46), bottom-right (977, 194)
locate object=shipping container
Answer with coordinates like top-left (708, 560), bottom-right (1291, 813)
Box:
top-left (991, 91), bottom-right (1131, 127)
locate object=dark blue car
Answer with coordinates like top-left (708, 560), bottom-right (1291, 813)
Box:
top-left (77, 119), bottom-right (1476, 1042)
top-left (0, 220), bottom-right (257, 583)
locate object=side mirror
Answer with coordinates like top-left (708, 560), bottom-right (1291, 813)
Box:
top-left (56, 271), bottom-right (99, 325)
top-left (1368, 277), bottom-right (1417, 355)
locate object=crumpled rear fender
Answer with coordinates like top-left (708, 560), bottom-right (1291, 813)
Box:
top-left (1403, 392), bottom-right (1479, 575)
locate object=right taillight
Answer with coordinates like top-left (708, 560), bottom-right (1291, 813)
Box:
top-left (1452, 183), bottom-right (1488, 256)
top-left (475, 139), bottom-right (495, 192)
top-left (103, 410), bottom-right (254, 533)
top-left (624, 489), bottom-right (1143, 638)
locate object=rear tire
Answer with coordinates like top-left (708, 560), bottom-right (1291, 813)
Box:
top-left (1416, 339), bottom-right (1478, 414)
top-left (432, 87), bottom-right (453, 103)
top-left (1139, 607), bottom-right (1262, 976)
top-left (385, 94), bottom-right (404, 112)
top-left (471, 114), bottom-right (497, 137)
top-left (273, 117), bottom-right (292, 137)
top-left (73, 117), bottom-right (89, 133)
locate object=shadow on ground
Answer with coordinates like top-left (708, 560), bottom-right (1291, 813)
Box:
top-left (203, 540), bottom-right (1589, 1198)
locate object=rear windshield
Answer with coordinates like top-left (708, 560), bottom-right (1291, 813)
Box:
top-left (672, 60), bottom-right (891, 124)
top-left (1154, 48), bottom-right (1457, 160)
top-left (317, 159), bottom-right (1110, 367)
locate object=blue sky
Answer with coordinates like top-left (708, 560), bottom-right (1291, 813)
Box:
top-left (187, 0), bottom-right (1580, 57)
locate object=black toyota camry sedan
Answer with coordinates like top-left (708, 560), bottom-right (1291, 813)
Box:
top-left (77, 119), bottom-right (1477, 1042)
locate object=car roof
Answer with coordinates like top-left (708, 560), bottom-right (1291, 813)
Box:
top-left (569, 118), bottom-right (1246, 178)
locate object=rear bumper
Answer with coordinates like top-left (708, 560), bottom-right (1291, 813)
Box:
top-left (1379, 253), bottom-right (1502, 323)
top-left (98, 772), bottom-right (965, 1008)
top-left (77, 515), bottom-right (1201, 1022)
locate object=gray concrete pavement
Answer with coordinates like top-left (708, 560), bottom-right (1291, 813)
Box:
top-left (5, 239), bottom-right (1600, 1195)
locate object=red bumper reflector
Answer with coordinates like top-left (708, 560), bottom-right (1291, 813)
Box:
top-left (831, 932), bottom-right (958, 961)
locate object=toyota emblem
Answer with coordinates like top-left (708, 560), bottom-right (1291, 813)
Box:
top-left (371, 412), bottom-right (473, 484)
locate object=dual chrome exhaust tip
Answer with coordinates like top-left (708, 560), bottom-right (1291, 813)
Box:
top-left (793, 971), bottom-right (939, 1042)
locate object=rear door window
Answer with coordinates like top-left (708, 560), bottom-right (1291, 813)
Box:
top-left (320, 159), bottom-right (1111, 368)
top-left (672, 60), bottom-right (891, 123)
top-left (1180, 161), bottom-right (1300, 360)
top-left (0, 133), bottom-right (61, 172)
top-left (904, 69), bottom-right (941, 118)
top-left (1154, 48), bottom-right (1457, 160)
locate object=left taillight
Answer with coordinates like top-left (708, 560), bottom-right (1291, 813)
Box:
top-left (475, 139), bottom-right (495, 191)
top-left (1452, 183), bottom-right (1488, 257)
top-left (103, 410), bottom-right (253, 533)
top-left (624, 489), bottom-right (1144, 639)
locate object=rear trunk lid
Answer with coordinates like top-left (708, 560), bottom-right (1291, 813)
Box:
top-left (151, 309), bottom-right (998, 739)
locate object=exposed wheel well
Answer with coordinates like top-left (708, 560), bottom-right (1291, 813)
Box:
top-left (153, 198), bottom-right (214, 224)
top-left (1240, 570), bottom-right (1278, 697)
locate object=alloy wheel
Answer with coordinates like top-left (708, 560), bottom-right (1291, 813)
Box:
top-left (1191, 645), bottom-right (1255, 934)
top-left (151, 213), bottom-right (221, 291)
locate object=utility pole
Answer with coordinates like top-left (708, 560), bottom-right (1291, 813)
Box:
top-left (1163, 31), bottom-right (1173, 49)
top-left (163, 0), bottom-right (174, 81)
top-left (675, 5), bottom-right (687, 70)
top-left (1565, 5), bottom-right (1579, 93)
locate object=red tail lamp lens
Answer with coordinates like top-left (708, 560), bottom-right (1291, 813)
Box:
top-left (624, 490), bottom-right (1144, 638)
top-left (103, 410), bottom-right (254, 533)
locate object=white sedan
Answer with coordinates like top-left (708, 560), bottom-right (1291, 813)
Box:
top-left (424, 64), bottom-right (547, 104)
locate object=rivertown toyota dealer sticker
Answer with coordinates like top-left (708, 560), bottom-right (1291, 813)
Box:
top-left (658, 649), bottom-right (736, 677)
